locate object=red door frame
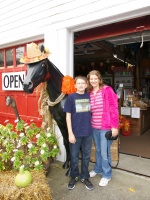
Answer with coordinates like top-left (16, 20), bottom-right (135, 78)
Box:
top-left (74, 15), bottom-right (150, 44)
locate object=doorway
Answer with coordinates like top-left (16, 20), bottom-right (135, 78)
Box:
top-left (73, 16), bottom-right (150, 162)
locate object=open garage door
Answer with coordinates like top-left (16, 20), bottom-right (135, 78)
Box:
top-left (73, 15), bottom-right (150, 177)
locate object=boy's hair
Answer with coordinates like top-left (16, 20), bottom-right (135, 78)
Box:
top-left (74, 76), bottom-right (87, 83)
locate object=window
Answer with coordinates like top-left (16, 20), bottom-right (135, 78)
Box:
top-left (0, 50), bottom-right (4, 67)
top-left (0, 40), bottom-right (44, 69)
top-left (16, 46), bottom-right (24, 66)
top-left (6, 48), bottom-right (13, 67)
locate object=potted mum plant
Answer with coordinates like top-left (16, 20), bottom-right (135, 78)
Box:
top-left (119, 115), bottom-right (131, 136)
top-left (0, 119), bottom-right (59, 171)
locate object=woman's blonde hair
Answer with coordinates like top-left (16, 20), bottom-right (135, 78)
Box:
top-left (87, 70), bottom-right (104, 92)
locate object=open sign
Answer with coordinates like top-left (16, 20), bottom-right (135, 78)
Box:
top-left (2, 71), bottom-right (26, 91)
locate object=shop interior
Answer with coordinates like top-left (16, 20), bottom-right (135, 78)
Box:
top-left (73, 17), bottom-right (150, 160)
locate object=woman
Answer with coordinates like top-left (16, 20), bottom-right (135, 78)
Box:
top-left (87, 70), bottom-right (119, 187)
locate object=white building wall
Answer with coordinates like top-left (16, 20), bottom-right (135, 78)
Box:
top-left (1, 0), bottom-right (150, 47)
top-left (1, 0), bottom-right (150, 70)
top-left (1, 0), bottom-right (150, 162)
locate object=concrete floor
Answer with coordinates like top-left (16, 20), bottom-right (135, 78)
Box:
top-left (116, 153), bottom-right (150, 177)
top-left (48, 160), bottom-right (150, 200)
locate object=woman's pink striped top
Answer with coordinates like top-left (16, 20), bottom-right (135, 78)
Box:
top-left (90, 89), bottom-right (103, 129)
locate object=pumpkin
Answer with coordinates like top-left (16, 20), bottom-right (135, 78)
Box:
top-left (15, 166), bottom-right (32, 188)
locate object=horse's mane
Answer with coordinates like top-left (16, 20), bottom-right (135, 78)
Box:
top-left (46, 59), bottom-right (64, 99)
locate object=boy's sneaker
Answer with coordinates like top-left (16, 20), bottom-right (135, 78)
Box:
top-left (89, 170), bottom-right (100, 177)
top-left (80, 178), bottom-right (94, 190)
top-left (68, 177), bottom-right (79, 190)
top-left (99, 178), bottom-right (111, 187)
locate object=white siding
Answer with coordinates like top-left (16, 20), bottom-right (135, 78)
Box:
top-left (0, 0), bottom-right (150, 47)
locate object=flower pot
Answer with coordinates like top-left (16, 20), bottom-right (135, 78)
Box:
top-left (121, 129), bottom-right (131, 136)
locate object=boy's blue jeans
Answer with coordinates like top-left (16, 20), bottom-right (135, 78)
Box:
top-left (69, 134), bottom-right (92, 179)
top-left (92, 128), bottom-right (113, 179)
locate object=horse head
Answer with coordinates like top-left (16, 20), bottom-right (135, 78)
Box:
top-left (6, 96), bottom-right (21, 121)
top-left (23, 59), bottom-right (51, 93)
top-left (23, 59), bottom-right (64, 99)
top-left (6, 96), bottom-right (13, 106)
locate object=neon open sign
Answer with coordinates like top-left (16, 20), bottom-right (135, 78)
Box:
top-left (2, 71), bottom-right (26, 91)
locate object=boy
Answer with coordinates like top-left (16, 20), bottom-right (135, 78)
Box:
top-left (64, 76), bottom-right (94, 190)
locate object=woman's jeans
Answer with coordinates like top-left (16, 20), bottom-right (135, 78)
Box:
top-left (69, 134), bottom-right (92, 179)
top-left (92, 128), bottom-right (113, 179)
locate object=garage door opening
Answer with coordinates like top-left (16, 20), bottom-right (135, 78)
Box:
top-left (73, 15), bottom-right (150, 176)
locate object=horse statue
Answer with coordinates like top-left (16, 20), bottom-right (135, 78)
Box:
top-left (21, 43), bottom-right (72, 170)
top-left (6, 96), bottom-right (21, 121)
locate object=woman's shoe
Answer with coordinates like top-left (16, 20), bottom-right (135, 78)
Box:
top-left (90, 170), bottom-right (101, 177)
top-left (99, 178), bottom-right (111, 186)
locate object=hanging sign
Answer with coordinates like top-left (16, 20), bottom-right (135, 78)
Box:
top-left (2, 71), bottom-right (26, 91)
top-left (121, 107), bottom-right (131, 116)
top-left (131, 107), bottom-right (140, 118)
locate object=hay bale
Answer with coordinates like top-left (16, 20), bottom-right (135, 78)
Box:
top-left (90, 139), bottom-right (119, 162)
top-left (0, 170), bottom-right (52, 200)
